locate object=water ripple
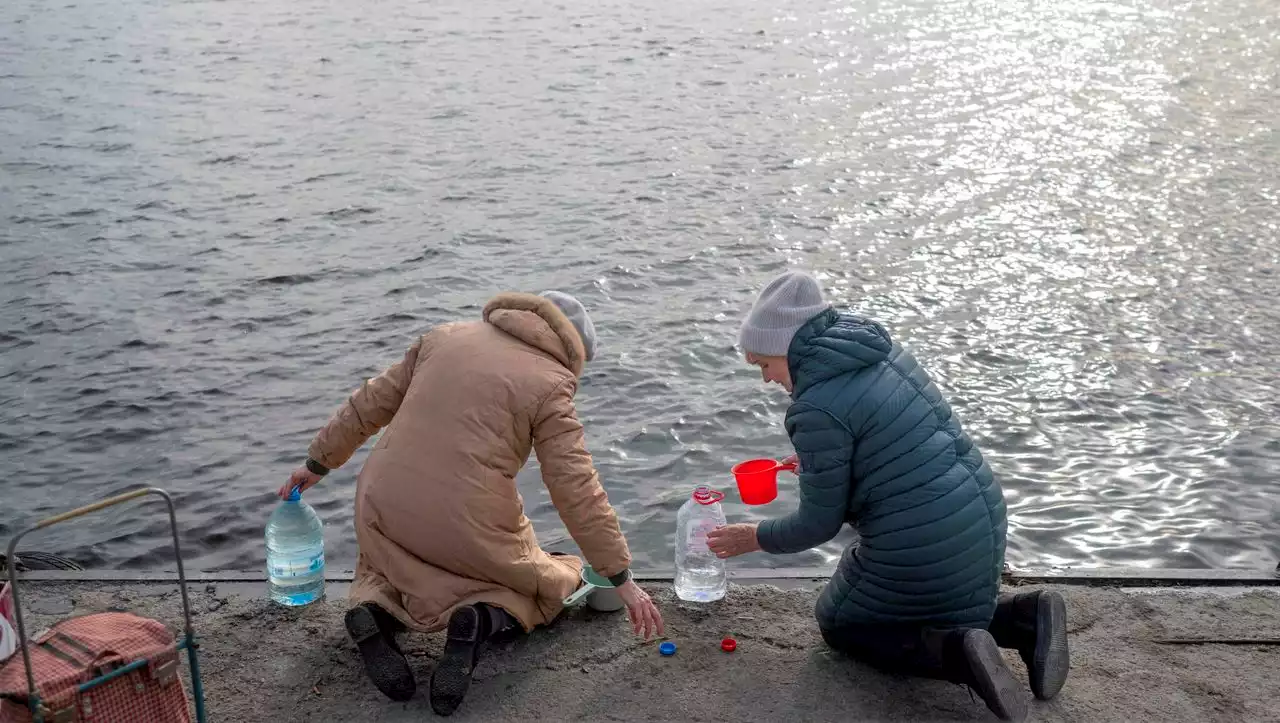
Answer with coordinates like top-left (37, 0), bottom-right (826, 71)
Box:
top-left (1, 0), bottom-right (1277, 573)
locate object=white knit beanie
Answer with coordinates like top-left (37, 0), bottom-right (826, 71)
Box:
top-left (540, 290), bottom-right (598, 362)
top-left (738, 271), bottom-right (830, 356)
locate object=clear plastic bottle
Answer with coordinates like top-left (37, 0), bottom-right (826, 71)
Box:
top-left (265, 487), bottom-right (326, 606)
top-left (674, 486), bottom-right (728, 602)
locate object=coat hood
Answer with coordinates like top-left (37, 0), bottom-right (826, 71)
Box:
top-left (483, 292), bottom-right (588, 377)
top-left (789, 308), bottom-right (894, 397)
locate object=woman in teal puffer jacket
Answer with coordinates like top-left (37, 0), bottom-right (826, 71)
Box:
top-left (708, 271), bottom-right (1070, 722)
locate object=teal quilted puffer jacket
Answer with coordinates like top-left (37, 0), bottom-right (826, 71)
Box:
top-left (756, 308), bottom-right (1007, 629)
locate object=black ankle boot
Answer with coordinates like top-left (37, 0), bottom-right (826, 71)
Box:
top-left (934, 629), bottom-right (1027, 722)
top-left (345, 603), bottom-right (415, 702)
top-left (429, 604), bottom-right (521, 716)
top-left (430, 605), bottom-right (486, 716)
top-left (989, 590), bottom-right (1070, 700)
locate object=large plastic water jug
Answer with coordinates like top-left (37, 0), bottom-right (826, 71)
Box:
top-left (265, 487), bottom-right (326, 606)
top-left (674, 486), bottom-right (728, 602)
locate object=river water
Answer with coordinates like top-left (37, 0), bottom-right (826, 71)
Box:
top-left (2, 0), bottom-right (1277, 574)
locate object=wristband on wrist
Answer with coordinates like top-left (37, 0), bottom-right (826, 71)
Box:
top-left (305, 457), bottom-right (330, 476)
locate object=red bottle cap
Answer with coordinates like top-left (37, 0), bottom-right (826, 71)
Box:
top-left (721, 637), bottom-right (737, 652)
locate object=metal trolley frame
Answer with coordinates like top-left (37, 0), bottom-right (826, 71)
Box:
top-left (4, 487), bottom-right (207, 723)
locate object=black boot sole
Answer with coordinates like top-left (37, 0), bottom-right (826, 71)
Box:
top-left (345, 605), bottom-right (416, 702)
top-left (962, 630), bottom-right (1028, 722)
top-left (430, 605), bottom-right (482, 717)
top-left (1029, 590), bottom-right (1070, 700)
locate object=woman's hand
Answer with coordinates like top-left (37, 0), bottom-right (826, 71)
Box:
top-left (615, 579), bottom-right (664, 640)
top-left (278, 466), bottom-right (324, 500)
top-left (781, 454), bottom-right (800, 474)
top-left (707, 523), bottom-right (763, 559)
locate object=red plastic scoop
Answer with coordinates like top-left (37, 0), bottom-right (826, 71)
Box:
top-left (731, 458), bottom-right (797, 505)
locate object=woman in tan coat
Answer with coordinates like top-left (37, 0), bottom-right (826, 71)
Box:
top-left (278, 291), bottom-right (663, 715)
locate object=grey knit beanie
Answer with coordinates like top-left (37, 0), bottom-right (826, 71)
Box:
top-left (738, 271), bottom-right (830, 356)
top-left (540, 290), bottom-right (598, 362)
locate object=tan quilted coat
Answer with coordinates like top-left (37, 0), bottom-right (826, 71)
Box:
top-left (306, 293), bottom-right (630, 632)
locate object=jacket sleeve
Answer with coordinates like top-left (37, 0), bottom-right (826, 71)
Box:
top-left (306, 336), bottom-right (424, 471)
top-left (532, 378), bottom-right (632, 578)
top-left (756, 402), bottom-right (854, 555)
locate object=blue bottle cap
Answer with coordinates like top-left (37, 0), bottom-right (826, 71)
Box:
top-left (659, 641), bottom-right (676, 656)
top-left (287, 487), bottom-right (302, 502)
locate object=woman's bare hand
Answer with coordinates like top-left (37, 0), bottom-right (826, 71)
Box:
top-left (707, 523), bottom-right (763, 559)
top-left (615, 579), bottom-right (664, 640)
top-left (781, 454), bottom-right (800, 474)
top-left (278, 466), bottom-right (323, 500)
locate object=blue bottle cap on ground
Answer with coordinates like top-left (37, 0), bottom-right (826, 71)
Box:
top-left (659, 641), bottom-right (676, 656)
top-left (287, 487), bottom-right (301, 502)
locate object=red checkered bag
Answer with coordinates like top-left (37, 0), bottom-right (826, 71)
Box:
top-left (0, 612), bottom-right (191, 723)
top-left (0, 583), bottom-right (15, 664)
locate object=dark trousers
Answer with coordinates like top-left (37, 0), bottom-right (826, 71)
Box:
top-left (472, 603), bottom-right (522, 647)
top-left (365, 600), bottom-right (521, 648)
top-left (820, 593), bottom-right (1023, 681)
top-left (479, 548), bottom-right (567, 639)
